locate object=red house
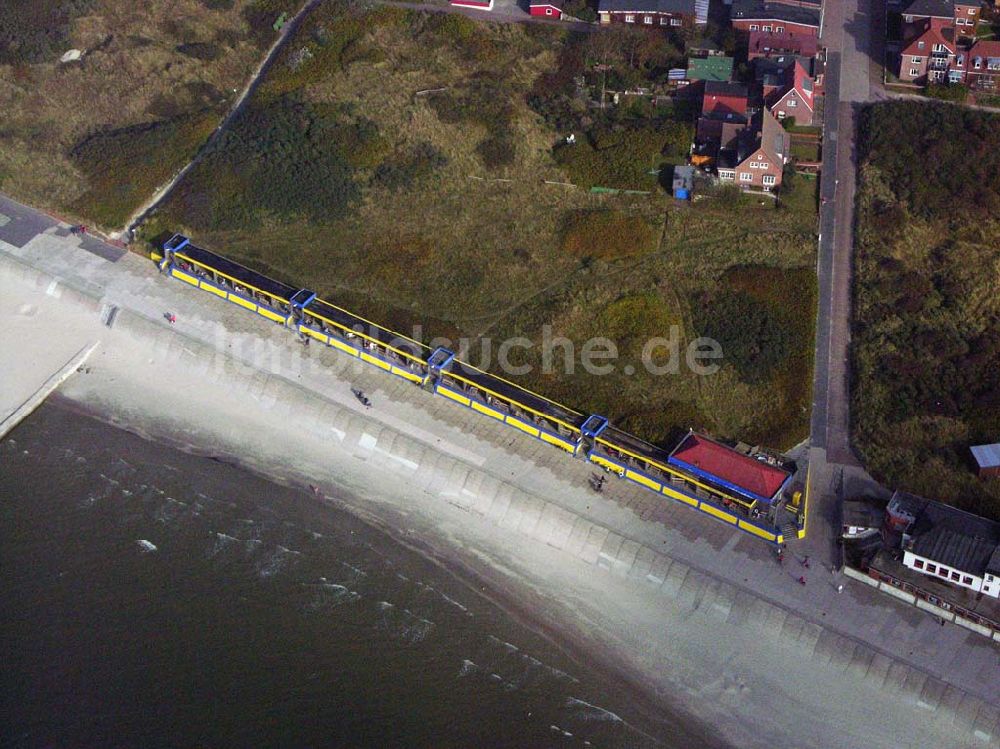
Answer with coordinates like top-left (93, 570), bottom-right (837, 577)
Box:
top-left (450, 0), bottom-right (493, 9)
top-left (701, 81), bottom-right (749, 118)
top-left (748, 30), bottom-right (819, 60)
top-left (766, 58), bottom-right (817, 125)
top-left (530, 0), bottom-right (564, 17)
top-left (731, 0), bottom-right (822, 38)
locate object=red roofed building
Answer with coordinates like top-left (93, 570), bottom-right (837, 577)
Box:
top-left (898, 17), bottom-right (957, 84)
top-left (450, 0), bottom-right (493, 9)
top-left (964, 40), bottom-right (1000, 91)
top-left (529, 0), bottom-right (564, 18)
top-left (766, 58), bottom-right (817, 124)
top-left (748, 30), bottom-right (819, 60)
top-left (701, 81), bottom-right (749, 118)
top-left (668, 432), bottom-right (792, 505)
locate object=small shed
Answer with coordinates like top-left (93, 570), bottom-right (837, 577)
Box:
top-left (672, 165), bottom-right (695, 200)
top-left (451, 0), bottom-right (493, 9)
top-left (971, 443), bottom-right (1000, 478)
top-left (842, 499), bottom-right (883, 539)
top-left (529, 0), bottom-right (563, 17)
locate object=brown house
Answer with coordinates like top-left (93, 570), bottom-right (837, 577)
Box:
top-left (964, 40), bottom-right (1000, 90)
top-left (716, 109), bottom-right (790, 191)
top-left (766, 58), bottom-right (817, 125)
top-left (901, 0), bottom-right (980, 39)
top-left (898, 17), bottom-right (957, 84)
top-left (730, 0), bottom-right (823, 37)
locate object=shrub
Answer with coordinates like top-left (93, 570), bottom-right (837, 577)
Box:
top-left (693, 289), bottom-right (792, 383)
top-left (559, 210), bottom-right (658, 261)
top-left (70, 111), bottom-right (219, 228)
top-left (477, 133), bottom-right (516, 169)
top-left (0, 0), bottom-right (95, 65)
top-left (243, 0), bottom-right (289, 48)
top-left (374, 141), bottom-right (448, 190)
top-left (554, 125), bottom-right (690, 190)
top-left (859, 102), bottom-right (1000, 222)
top-left (924, 83), bottom-right (968, 103)
top-left (176, 42), bottom-right (221, 60)
top-left (174, 96), bottom-right (364, 229)
top-left (853, 102), bottom-right (1000, 517)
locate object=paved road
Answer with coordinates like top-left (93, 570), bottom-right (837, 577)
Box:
top-left (800, 0), bottom-right (891, 572)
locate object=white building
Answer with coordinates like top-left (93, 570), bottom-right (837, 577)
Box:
top-left (888, 491), bottom-right (1000, 599)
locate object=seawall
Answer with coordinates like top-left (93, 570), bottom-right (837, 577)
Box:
top-left (1, 248), bottom-right (998, 748)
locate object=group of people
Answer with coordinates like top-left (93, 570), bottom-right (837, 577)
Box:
top-left (777, 547), bottom-right (811, 584)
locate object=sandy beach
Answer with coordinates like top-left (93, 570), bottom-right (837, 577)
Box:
top-left (1, 228), bottom-right (998, 747)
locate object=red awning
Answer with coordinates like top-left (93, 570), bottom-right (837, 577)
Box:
top-left (670, 434), bottom-right (789, 499)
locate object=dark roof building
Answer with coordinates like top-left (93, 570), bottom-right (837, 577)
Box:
top-left (893, 489), bottom-right (1000, 598)
top-left (901, 0), bottom-right (954, 19)
top-left (731, 0), bottom-right (823, 34)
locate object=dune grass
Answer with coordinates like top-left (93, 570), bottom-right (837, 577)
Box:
top-left (148, 2), bottom-right (818, 450)
top-left (853, 102), bottom-right (1000, 519)
top-left (0, 0), bottom-right (288, 229)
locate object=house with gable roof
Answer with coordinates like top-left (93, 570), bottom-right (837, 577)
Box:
top-left (765, 57), bottom-right (817, 124)
top-left (716, 109), bottom-right (790, 191)
top-left (898, 17), bottom-right (957, 84)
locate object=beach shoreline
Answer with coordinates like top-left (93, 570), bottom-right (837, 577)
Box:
top-left (48, 393), bottom-right (716, 747)
top-left (1, 241), bottom-right (998, 749)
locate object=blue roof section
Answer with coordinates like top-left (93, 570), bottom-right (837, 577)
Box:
top-left (971, 443), bottom-right (1000, 469)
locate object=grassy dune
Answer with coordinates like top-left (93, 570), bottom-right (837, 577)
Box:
top-left (148, 3), bottom-right (818, 449)
top-left (0, 0), bottom-right (290, 229)
top-left (854, 102), bottom-right (1000, 519)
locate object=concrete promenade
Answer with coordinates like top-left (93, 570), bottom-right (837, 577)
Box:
top-left (0, 341), bottom-right (97, 440)
top-left (1, 195), bottom-right (998, 747)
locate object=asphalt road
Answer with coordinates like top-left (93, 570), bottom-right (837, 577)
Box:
top-left (801, 0), bottom-right (889, 573)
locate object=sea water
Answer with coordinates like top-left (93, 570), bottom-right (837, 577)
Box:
top-left (0, 403), bottom-right (714, 748)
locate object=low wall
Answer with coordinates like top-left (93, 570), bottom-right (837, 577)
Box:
top-left (844, 565), bottom-right (1000, 645)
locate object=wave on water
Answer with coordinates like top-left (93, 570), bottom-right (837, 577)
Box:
top-left (565, 697), bottom-right (623, 723)
top-left (457, 659), bottom-right (479, 677)
top-left (256, 545), bottom-right (301, 578)
top-left (136, 539), bottom-right (158, 553)
top-left (303, 581), bottom-right (362, 611)
top-left (488, 635), bottom-right (519, 655)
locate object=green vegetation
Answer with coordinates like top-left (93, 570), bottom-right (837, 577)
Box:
top-left (70, 111), bottom-right (219, 227)
top-left (149, 2), bottom-right (817, 450)
top-left (923, 83), bottom-right (969, 103)
top-left (790, 141), bottom-right (820, 162)
top-left (854, 101), bottom-right (1000, 518)
top-left (0, 0), bottom-right (95, 65)
top-left (554, 121), bottom-right (692, 190)
top-left (560, 210), bottom-right (658, 260)
top-left (0, 0), bottom-right (278, 229)
top-left (974, 92), bottom-right (1000, 108)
